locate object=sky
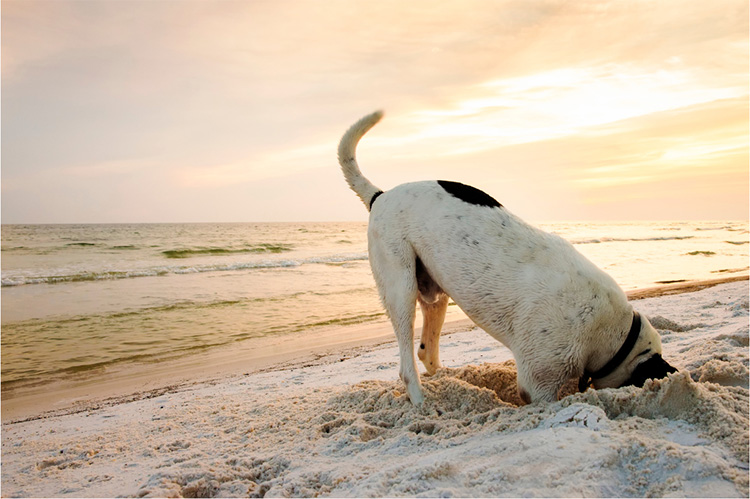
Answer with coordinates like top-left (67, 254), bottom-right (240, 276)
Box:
top-left (2, 0), bottom-right (748, 224)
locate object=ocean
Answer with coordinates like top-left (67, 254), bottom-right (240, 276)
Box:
top-left (2, 221), bottom-right (748, 392)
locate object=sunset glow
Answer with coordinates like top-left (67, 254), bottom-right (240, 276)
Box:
top-left (2, 0), bottom-right (747, 223)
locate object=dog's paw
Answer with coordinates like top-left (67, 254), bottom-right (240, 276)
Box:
top-left (409, 393), bottom-right (425, 407)
top-left (407, 387), bottom-right (426, 407)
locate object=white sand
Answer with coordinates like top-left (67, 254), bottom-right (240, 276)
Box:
top-left (2, 281), bottom-right (748, 497)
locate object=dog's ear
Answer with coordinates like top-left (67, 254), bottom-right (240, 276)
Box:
top-left (622, 354), bottom-right (677, 388)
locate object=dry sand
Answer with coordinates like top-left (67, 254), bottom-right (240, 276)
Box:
top-left (1, 277), bottom-right (748, 497)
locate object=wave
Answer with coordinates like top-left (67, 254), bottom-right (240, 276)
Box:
top-left (2, 269), bottom-right (170, 286)
top-left (570, 236), bottom-right (694, 244)
top-left (2, 243), bottom-right (103, 254)
top-left (2, 242), bottom-right (294, 257)
top-left (1, 252), bottom-right (370, 287)
top-left (162, 243), bottom-right (293, 259)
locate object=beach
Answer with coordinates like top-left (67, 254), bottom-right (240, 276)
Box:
top-left (2, 277), bottom-right (747, 497)
top-left (4, 1), bottom-right (748, 496)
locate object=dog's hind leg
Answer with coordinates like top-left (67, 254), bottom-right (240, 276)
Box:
top-left (417, 293), bottom-right (448, 375)
top-left (369, 238), bottom-right (424, 405)
top-left (415, 256), bottom-right (447, 375)
top-left (386, 278), bottom-right (423, 405)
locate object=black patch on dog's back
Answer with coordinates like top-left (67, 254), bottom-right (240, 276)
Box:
top-left (437, 180), bottom-right (502, 209)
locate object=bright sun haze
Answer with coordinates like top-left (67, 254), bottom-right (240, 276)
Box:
top-left (2, 0), bottom-right (747, 223)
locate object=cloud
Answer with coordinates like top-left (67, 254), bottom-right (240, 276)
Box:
top-left (1, 0), bottom-right (747, 222)
top-left (373, 64), bottom-right (746, 161)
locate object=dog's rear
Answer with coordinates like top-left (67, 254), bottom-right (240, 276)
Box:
top-left (337, 110), bottom-right (384, 211)
top-left (338, 110), bottom-right (437, 405)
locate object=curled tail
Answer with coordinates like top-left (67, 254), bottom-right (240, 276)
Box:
top-left (338, 110), bottom-right (384, 211)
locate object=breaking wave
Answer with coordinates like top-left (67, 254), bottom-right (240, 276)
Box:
top-left (162, 244), bottom-right (294, 259)
top-left (1, 252), bottom-right (369, 287)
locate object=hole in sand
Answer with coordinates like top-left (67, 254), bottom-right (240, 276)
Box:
top-left (436, 360), bottom-right (579, 407)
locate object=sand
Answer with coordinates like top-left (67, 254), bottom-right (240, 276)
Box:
top-left (2, 278), bottom-right (748, 497)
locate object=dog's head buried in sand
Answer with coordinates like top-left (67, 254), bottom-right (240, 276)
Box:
top-left (338, 110), bottom-right (677, 406)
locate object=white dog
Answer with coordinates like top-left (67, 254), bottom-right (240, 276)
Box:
top-left (338, 110), bottom-right (676, 406)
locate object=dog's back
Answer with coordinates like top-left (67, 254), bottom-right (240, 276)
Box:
top-left (367, 180), bottom-right (628, 349)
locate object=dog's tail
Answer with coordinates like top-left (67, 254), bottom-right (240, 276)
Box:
top-left (338, 110), bottom-right (384, 211)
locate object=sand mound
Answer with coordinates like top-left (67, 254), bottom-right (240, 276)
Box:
top-left (312, 362), bottom-right (748, 496)
top-left (318, 360), bottom-right (584, 446)
top-left (325, 361), bottom-right (749, 457)
top-left (437, 360), bottom-right (581, 405)
top-left (571, 373), bottom-right (749, 460)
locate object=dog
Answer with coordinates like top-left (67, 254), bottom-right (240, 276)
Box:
top-left (338, 110), bottom-right (677, 406)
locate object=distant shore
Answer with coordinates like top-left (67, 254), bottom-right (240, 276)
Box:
top-left (2, 274), bottom-right (747, 424)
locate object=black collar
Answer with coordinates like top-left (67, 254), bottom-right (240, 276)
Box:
top-left (578, 311), bottom-right (641, 392)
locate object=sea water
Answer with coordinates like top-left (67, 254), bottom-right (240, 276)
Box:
top-left (2, 221), bottom-right (747, 390)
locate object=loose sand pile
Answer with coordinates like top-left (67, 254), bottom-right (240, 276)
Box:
top-left (2, 281), bottom-right (748, 497)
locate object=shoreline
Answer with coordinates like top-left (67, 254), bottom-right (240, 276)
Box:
top-left (2, 274), bottom-right (747, 424)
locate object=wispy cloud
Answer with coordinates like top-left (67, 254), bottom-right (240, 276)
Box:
top-left (2, 0), bottom-right (747, 222)
top-left (379, 64), bottom-right (746, 159)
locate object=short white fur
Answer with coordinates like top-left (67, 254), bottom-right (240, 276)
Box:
top-left (338, 110), bottom-right (667, 405)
